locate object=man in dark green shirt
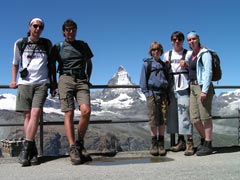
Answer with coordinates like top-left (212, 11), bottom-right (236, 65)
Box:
top-left (50, 19), bottom-right (93, 165)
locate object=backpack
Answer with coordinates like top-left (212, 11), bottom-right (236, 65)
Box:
top-left (145, 58), bottom-right (172, 91)
top-left (16, 37), bottom-right (50, 58)
top-left (199, 50), bottom-right (222, 82)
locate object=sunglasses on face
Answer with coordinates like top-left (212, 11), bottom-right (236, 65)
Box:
top-left (172, 38), bottom-right (183, 42)
top-left (64, 27), bottom-right (77, 32)
top-left (32, 24), bottom-right (44, 29)
top-left (151, 48), bottom-right (160, 51)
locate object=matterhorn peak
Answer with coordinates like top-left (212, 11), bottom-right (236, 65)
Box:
top-left (118, 65), bottom-right (126, 72)
top-left (108, 66), bottom-right (133, 85)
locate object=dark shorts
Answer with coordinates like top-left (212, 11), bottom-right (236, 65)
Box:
top-left (147, 94), bottom-right (168, 127)
top-left (16, 83), bottom-right (49, 112)
top-left (58, 75), bottom-right (90, 112)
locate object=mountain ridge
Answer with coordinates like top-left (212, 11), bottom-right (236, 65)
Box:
top-left (0, 66), bottom-right (239, 155)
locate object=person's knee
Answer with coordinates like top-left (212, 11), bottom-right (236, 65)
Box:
top-left (80, 105), bottom-right (91, 117)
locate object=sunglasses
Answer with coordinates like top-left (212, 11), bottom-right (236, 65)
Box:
top-left (33, 24), bottom-right (44, 29)
top-left (151, 48), bottom-right (160, 51)
top-left (64, 27), bottom-right (77, 32)
top-left (172, 38), bottom-right (183, 42)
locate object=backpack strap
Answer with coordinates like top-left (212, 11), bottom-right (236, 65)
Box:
top-left (38, 37), bottom-right (50, 56)
top-left (16, 38), bottom-right (29, 68)
top-left (198, 50), bottom-right (210, 66)
top-left (182, 49), bottom-right (188, 60)
top-left (58, 41), bottom-right (63, 53)
top-left (168, 50), bottom-right (172, 61)
top-left (16, 37), bottom-right (28, 57)
top-left (169, 49), bottom-right (188, 61)
top-left (144, 59), bottom-right (152, 90)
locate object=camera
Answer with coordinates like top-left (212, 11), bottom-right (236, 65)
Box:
top-left (19, 68), bottom-right (29, 78)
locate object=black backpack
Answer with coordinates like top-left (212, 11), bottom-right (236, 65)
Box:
top-left (199, 50), bottom-right (222, 82)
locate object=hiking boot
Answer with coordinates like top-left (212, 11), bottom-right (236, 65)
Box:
top-left (30, 140), bottom-right (39, 165)
top-left (76, 140), bottom-right (92, 162)
top-left (158, 140), bottom-right (167, 156)
top-left (197, 138), bottom-right (205, 151)
top-left (171, 139), bottom-right (186, 152)
top-left (150, 137), bottom-right (159, 156)
top-left (196, 141), bottom-right (213, 156)
top-left (69, 144), bottom-right (82, 165)
top-left (18, 140), bottom-right (33, 167)
top-left (184, 141), bottom-right (194, 156)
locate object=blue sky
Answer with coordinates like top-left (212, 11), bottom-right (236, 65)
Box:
top-left (0, 0), bottom-right (239, 95)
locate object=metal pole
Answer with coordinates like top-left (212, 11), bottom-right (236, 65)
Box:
top-left (39, 108), bottom-right (44, 156)
top-left (238, 109), bottom-right (240, 145)
top-left (170, 134), bottom-right (175, 147)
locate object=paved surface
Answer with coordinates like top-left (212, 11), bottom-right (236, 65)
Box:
top-left (0, 146), bottom-right (240, 180)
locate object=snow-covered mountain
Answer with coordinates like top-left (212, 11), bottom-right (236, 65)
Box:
top-left (0, 66), bottom-right (239, 155)
top-left (212, 90), bottom-right (240, 116)
top-left (0, 66), bottom-right (147, 120)
top-left (1, 66), bottom-right (240, 118)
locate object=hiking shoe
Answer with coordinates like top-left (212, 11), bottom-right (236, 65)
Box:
top-left (18, 140), bottom-right (33, 167)
top-left (197, 138), bottom-right (205, 151)
top-left (184, 141), bottom-right (194, 156)
top-left (158, 146), bottom-right (167, 156)
top-left (196, 141), bottom-right (213, 156)
top-left (30, 141), bottom-right (39, 165)
top-left (171, 139), bottom-right (186, 152)
top-left (158, 141), bottom-right (167, 156)
top-left (69, 145), bottom-right (82, 165)
top-left (76, 140), bottom-right (92, 162)
top-left (150, 138), bottom-right (159, 156)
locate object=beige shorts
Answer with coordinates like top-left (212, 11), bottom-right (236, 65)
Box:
top-left (58, 75), bottom-right (90, 112)
top-left (189, 84), bottom-right (214, 122)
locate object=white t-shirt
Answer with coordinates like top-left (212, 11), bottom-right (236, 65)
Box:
top-left (12, 38), bottom-right (50, 85)
top-left (163, 49), bottom-right (192, 91)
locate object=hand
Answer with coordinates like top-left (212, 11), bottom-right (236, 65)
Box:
top-left (180, 60), bottom-right (187, 67)
top-left (200, 92), bottom-right (207, 101)
top-left (50, 88), bottom-right (58, 97)
top-left (9, 81), bottom-right (17, 89)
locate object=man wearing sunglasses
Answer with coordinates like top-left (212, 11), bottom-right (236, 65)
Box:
top-left (50, 19), bottom-right (93, 165)
top-left (9, 17), bottom-right (52, 166)
top-left (163, 31), bottom-right (194, 156)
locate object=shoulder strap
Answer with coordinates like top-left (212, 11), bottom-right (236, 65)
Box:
top-left (199, 50), bottom-right (210, 66)
top-left (182, 49), bottom-right (188, 60)
top-left (38, 37), bottom-right (51, 56)
top-left (16, 37), bottom-right (28, 57)
top-left (158, 59), bottom-right (168, 78)
top-left (145, 60), bottom-right (152, 90)
top-left (168, 49), bottom-right (187, 61)
top-left (168, 50), bottom-right (172, 61)
top-left (59, 41), bottom-right (63, 53)
top-left (75, 40), bottom-right (94, 60)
